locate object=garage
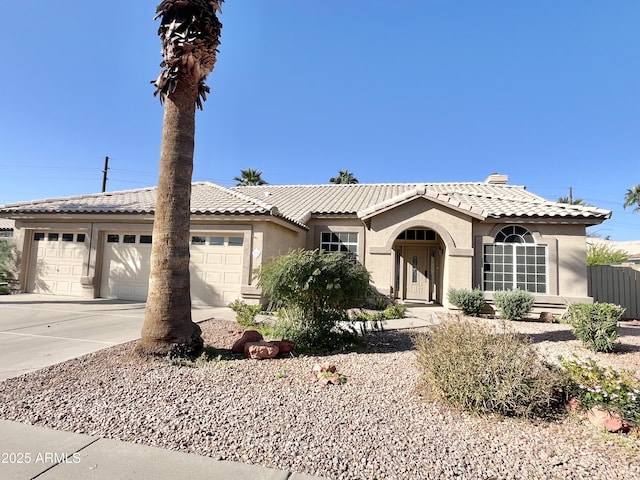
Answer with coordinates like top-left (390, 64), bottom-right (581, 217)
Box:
top-left (100, 232), bottom-right (244, 306)
top-left (26, 231), bottom-right (87, 296)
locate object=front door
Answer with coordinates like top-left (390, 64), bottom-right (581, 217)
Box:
top-left (404, 247), bottom-right (429, 302)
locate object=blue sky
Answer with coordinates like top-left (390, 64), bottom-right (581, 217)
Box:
top-left (1, 1), bottom-right (638, 240)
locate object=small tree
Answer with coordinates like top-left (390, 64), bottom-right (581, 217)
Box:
top-left (587, 242), bottom-right (629, 266)
top-left (257, 249), bottom-right (370, 352)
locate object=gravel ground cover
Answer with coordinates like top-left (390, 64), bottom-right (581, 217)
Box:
top-left (1, 316), bottom-right (639, 480)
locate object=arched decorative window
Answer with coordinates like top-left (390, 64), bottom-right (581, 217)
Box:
top-left (483, 226), bottom-right (547, 293)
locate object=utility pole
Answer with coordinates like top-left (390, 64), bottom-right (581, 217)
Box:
top-left (569, 186), bottom-right (573, 204)
top-left (101, 156), bottom-right (109, 192)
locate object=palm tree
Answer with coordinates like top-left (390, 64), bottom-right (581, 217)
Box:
top-left (135, 0), bottom-right (223, 358)
top-left (234, 168), bottom-right (267, 186)
top-left (623, 184), bottom-right (640, 213)
top-left (329, 170), bottom-right (359, 184)
top-left (557, 196), bottom-right (588, 206)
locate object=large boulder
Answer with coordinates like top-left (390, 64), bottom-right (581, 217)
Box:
top-left (231, 330), bottom-right (263, 354)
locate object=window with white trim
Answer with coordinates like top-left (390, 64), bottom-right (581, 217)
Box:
top-left (483, 226), bottom-right (547, 294)
top-left (320, 232), bottom-right (358, 255)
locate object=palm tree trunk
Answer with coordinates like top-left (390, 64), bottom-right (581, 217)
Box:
top-left (135, 75), bottom-right (203, 357)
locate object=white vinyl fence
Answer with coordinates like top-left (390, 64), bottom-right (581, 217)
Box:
top-left (587, 264), bottom-right (640, 320)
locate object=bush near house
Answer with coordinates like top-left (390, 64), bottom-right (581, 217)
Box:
top-left (493, 289), bottom-right (534, 320)
top-left (415, 317), bottom-right (564, 418)
top-left (228, 299), bottom-right (263, 329)
top-left (566, 303), bottom-right (625, 353)
top-left (0, 240), bottom-right (16, 294)
top-left (447, 288), bottom-right (486, 316)
top-left (257, 249), bottom-right (371, 353)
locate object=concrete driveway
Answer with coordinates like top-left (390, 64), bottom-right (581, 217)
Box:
top-left (0, 294), bottom-right (233, 381)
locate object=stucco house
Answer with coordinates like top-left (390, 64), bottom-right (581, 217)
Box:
top-left (0, 174), bottom-right (611, 312)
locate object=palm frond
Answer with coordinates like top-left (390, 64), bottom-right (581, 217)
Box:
top-left (152, 0), bottom-right (224, 109)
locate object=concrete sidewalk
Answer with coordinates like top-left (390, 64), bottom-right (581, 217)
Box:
top-left (0, 420), bottom-right (328, 480)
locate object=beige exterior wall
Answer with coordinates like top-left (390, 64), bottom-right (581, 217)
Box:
top-left (242, 219), bottom-right (305, 303)
top-left (363, 198), bottom-right (475, 309)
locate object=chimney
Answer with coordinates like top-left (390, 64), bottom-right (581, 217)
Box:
top-left (485, 173), bottom-right (508, 184)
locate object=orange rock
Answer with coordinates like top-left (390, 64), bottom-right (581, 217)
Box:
top-left (587, 407), bottom-right (631, 433)
top-left (231, 330), bottom-right (263, 353)
top-left (271, 340), bottom-right (295, 355)
top-left (244, 341), bottom-right (279, 359)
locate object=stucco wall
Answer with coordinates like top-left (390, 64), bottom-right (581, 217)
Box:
top-left (364, 198), bottom-right (475, 307)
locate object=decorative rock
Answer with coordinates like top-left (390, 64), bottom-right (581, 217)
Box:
top-left (271, 340), bottom-right (295, 355)
top-left (231, 330), bottom-right (263, 353)
top-left (587, 407), bottom-right (631, 433)
top-left (539, 312), bottom-right (555, 323)
top-left (310, 363), bottom-right (344, 385)
top-left (244, 341), bottom-right (279, 359)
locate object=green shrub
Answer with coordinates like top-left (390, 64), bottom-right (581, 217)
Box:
top-left (447, 288), bottom-right (486, 316)
top-left (270, 307), bottom-right (363, 354)
top-left (567, 303), bottom-right (624, 353)
top-left (493, 289), bottom-right (534, 320)
top-left (561, 355), bottom-right (639, 426)
top-left (258, 249), bottom-right (371, 314)
top-left (228, 299), bottom-right (263, 328)
top-left (383, 302), bottom-right (406, 320)
top-left (0, 285), bottom-right (9, 295)
top-left (0, 240), bottom-right (17, 283)
top-left (257, 249), bottom-right (371, 353)
top-left (415, 317), bottom-right (563, 418)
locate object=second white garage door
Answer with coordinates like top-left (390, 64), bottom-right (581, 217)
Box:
top-left (100, 232), bottom-right (244, 306)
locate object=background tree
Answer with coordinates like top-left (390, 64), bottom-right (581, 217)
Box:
top-left (135, 0), bottom-right (223, 358)
top-left (623, 184), bottom-right (640, 213)
top-left (329, 170), bottom-right (359, 184)
top-left (234, 168), bottom-right (267, 186)
top-left (557, 196), bottom-right (588, 206)
top-left (586, 242), bottom-right (629, 266)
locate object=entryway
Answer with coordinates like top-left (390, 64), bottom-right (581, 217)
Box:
top-left (393, 228), bottom-right (444, 304)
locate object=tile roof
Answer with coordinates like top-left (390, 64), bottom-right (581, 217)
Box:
top-left (0, 183), bottom-right (302, 227)
top-left (0, 180), bottom-right (611, 228)
top-left (235, 182), bottom-right (611, 224)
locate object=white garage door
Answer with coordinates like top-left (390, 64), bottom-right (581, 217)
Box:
top-left (190, 234), bottom-right (244, 306)
top-left (100, 233), bottom-right (152, 301)
top-left (100, 232), bottom-right (244, 306)
top-left (27, 231), bottom-right (87, 296)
